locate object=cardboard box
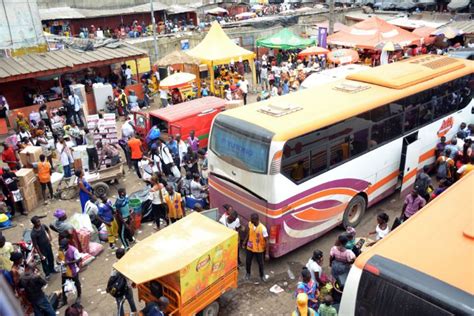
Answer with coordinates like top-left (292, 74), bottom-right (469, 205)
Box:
top-left (19, 146), bottom-right (43, 168)
top-left (15, 168), bottom-right (36, 187)
top-left (23, 195), bottom-right (38, 213)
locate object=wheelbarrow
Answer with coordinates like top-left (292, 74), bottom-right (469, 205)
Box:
top-left (54, 163), bottom-right (125, 200)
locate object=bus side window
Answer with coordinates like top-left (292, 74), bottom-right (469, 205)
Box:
top-left (351, 129), bottom-right (369, 156)
top-left (310, 147), bottom-right (327, 175)
top-left (282, 152), bottom-right (310, 182)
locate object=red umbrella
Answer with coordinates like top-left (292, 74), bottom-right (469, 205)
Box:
top-left (298, 46), bottom-right (330, 58)
top-left (327, 49), bottom-right (359, 65)
top-left (412, 26), bottom-right (436, 46)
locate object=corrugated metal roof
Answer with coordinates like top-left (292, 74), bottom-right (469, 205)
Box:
top-left (40, 2), bottom-right (168, 21)
top-left (0, 44), bottom-right (147, 82)
top-left (166, 5), bottom-right (196, 15)
top-left (446, 20), bottom-right (474, 34)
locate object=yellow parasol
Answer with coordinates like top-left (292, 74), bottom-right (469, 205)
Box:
top-left (159, 72), bottom-right (196, 90)
top-left (382, 41), bottom-right (395, 52)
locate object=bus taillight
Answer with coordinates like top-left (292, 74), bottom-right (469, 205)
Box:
top-left (364, 263), bottom-right (380, 276)
top-left (269, 225), bottom-right (280, 244)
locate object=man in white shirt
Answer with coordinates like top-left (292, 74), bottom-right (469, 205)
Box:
top-left (238, 77), bottom-right (249, 105)
top-left (272, 65), bottom-right (281, 86)
top-left (176, 134), bottom-right (188, 168)
top-left (156, 138), bottom-right (174, 177)
top-left (125, 66), bottom-right (133, 86)
top-left (121, 117), bottom-right (135, 140)
top-left (159, 89), bottom-right (168, 108)
top-left (219, 210), bottom-right (240, 231)
top-left (68, 91), bottom-right (83, 127)
top-left (56, 137), bottom-right (73, 178)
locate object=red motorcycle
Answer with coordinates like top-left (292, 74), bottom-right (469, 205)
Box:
top-left (13, 229), bottom-right (41, 267)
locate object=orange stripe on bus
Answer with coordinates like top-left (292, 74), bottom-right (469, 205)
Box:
top-left (403, 168), bottom-right (417, 184)
top-left (367, 171), bottom-right (399, 195)
top-left (419, 148), bottom-right (435, 163)
top-left (285, 188), bottom-right (356, 215)
top-left (293, 203), bottom-right (347, 222)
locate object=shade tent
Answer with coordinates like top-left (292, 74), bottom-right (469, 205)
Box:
top-left (159, 72), bottom-right (196, 89)
top-left (155, 50), bottom-right (200, 67)
top-left (186, 22), bottom-right (256, 93)
top-left (298, 46), bottom-right (329, 58)
top-left (412, 26), bottom-right (436, 45)
top-left (256, 28), bottom-right (316, 50)
top-left (327, 17), bottom-right (422, 50)
top-left (448, 0), bottom-right (470, 10)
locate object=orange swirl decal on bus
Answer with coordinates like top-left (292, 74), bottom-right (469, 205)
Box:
top-left (437, 116), bottom-right (453, 137)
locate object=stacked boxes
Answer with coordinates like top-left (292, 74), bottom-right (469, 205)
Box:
top-left (19, 146), bottom-right (43, 168)
top-left (87, 114), bottom-right (118, 168)
top-left (15, 168), bottom-right (39, 212)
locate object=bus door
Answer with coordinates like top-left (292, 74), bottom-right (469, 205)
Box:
top-left (399, 132), bottom-right (421, 195)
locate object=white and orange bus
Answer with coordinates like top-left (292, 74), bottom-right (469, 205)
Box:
top-left (208, 55), bottom-right (473, 257)
top-left (339, 171), bottom-right (474, 315)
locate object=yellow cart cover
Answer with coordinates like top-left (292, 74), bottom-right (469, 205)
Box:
top-left (114, 212), bottom-right (238, 302)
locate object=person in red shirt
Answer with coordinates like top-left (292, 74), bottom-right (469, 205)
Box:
top-left (127, 135), bottom-right (143, 178)
top-left (1, 143), bottom-right (19, 170)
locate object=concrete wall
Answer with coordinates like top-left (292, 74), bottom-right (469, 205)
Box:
top-left (0, 0), bottom-right (47, 54)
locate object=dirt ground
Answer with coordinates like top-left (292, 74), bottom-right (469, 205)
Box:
top-left (2, 166), bottom-right (405, 316)
top-left (1, 91), bottom-right (407, 315)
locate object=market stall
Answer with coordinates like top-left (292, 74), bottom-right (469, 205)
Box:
top-left (155, 50), bottom-right (202, 97)
top-left (327, 16), bottom-right (422, 50)
top-left (159, 72), bottom-right (197, 100)
top-left (256, 28), bottom-right (315, 50)
top-left (186, 22), bottom-right (256, 95)
top-left (298, 46), bottom-right (330, 58)
top-left (327, 49), bottom-right (360, 65)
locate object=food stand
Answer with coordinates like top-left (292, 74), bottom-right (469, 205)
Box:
top-left (114, 212), bottom-right (238, 316)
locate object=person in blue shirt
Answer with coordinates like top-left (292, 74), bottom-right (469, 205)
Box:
top-left (282, 79), bottom-right (290, 95)
top-left (114, 188), bottom-right (134, 250)
top-left (97, 195), bottom-right (118, 249)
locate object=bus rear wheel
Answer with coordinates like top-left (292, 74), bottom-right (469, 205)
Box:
top-left (343, 195), bottom-right (366, 228)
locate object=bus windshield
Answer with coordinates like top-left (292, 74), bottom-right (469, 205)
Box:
top-left (210, 116), bottom-right (272, 174)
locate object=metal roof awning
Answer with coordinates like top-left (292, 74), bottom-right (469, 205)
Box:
top-left (0, 44), bottom-right (148, 83)
top-left (39, 2), bottom-right (168, 21)
top-left (165, 5), bottom-right (196, 15)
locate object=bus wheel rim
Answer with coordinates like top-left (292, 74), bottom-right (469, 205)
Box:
top-left (348, 203), bottom-right (361, 222)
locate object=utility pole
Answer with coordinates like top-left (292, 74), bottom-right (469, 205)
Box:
top-left (150, 0), bottom-right (159, 62)
top-left (328, 0), bottom-right (335, 35)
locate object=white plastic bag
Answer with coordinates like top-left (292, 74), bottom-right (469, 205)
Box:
top-left (69, 213), bottom-right (94, 232)
top-left (63, 279), bottom-right (77, 295)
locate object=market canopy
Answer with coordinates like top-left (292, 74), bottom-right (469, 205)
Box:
top-left (298, 46), bottom-right (329, 58)
top-left (155, 50), bottom-right (200, 67)
top-left (327, 16), bottom-right (422, 50)
top-left (256, 28), bottom-right (315, 50)
top-left (159, 72), bottom-right (196, 89)
top-left (412, 26), bottom-right (436, 45)
top-left (186, 22), bottom-right (255, 66)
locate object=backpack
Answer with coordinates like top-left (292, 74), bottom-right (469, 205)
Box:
top-left (414, 173), bottom-right (430, 193)
top-left (437, 157), bottom-right (448, 179)
top-left (106, 273), bottom-right (127, 298)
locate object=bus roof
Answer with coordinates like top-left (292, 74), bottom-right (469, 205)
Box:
top-left (356, 172), bottom-right (474, 294)
top-left (113, 212), bottom-right (237, 284)
top-left (219, 55), bottom-right (473, 141)
top-left (149, 96), bottom-right (225, 122)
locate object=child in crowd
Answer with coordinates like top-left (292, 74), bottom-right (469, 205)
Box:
top-left (368, 212), bottom-right (390, 245)
top-left (318, 295), bottom-right (338, 316)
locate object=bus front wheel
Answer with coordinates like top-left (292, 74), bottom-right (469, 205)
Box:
top-left (342, 195), bottom-right (366, 228)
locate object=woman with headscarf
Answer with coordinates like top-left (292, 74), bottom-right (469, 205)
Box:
top-left (51, 209), bottom-right (82, 252)
top-left (15, 112), bottom-right (30, 132)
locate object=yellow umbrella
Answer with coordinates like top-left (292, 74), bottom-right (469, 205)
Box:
top-left (159, 72), bottom-right (196, 90)
top-left (382, 41), bottom-right (395, 52)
